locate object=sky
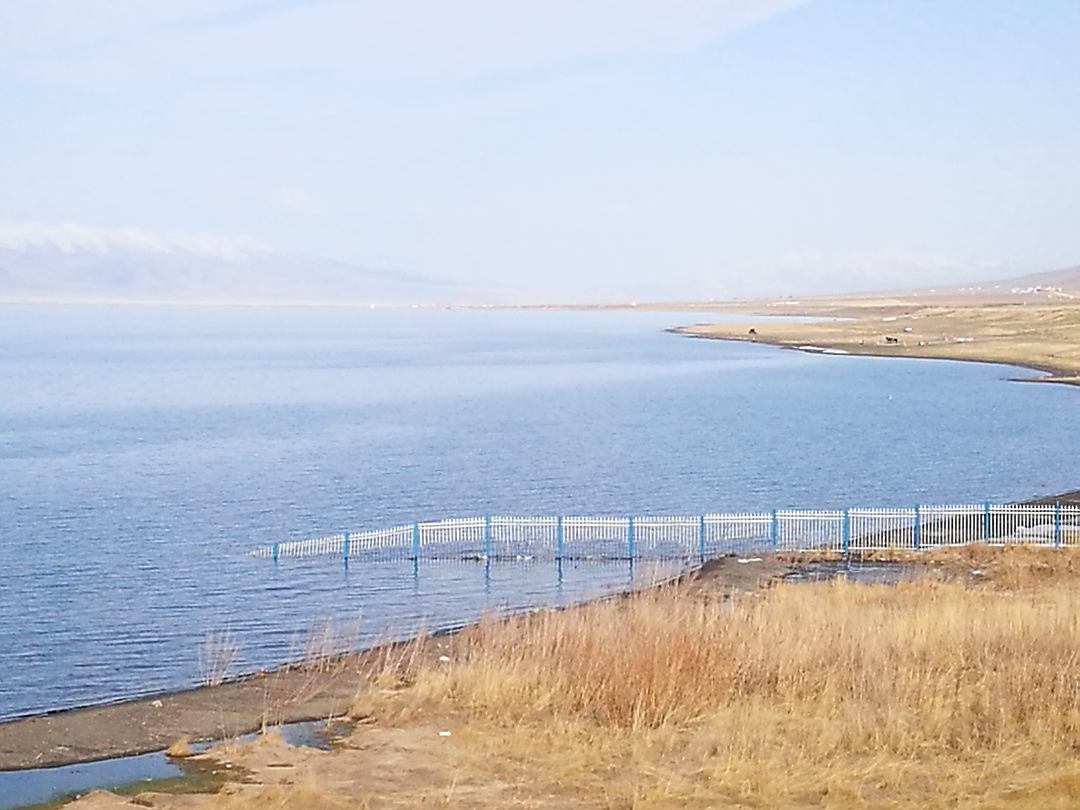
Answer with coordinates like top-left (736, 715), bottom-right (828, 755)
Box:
top-left (2, 0), bottom-right (1079, 299)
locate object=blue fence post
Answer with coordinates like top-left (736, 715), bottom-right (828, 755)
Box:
top-left (983, 501), bottom-right (991, 542)
top-left (271, 542), bottom-right (279, 563)
top-left (555, 515), bottom-right (564, 561)
top-left (769, 510), bottom-right (778, 549)
top-left (483, 514), bottom-right (492, 559)
top-left (913, 505), bottom-right (921, 550)
top-left (411, 521), bottom-right (420, 560)
top-left (842, 508), bottom-right (850, 555)
top-left (341, 531), bottom-right (350, 563)
top-left (1054, 502), bottom-right (1062, 548)
top-left (627, 516), bottom-right (635, 560)
top-left (698, 515), bottom-right (706, 563)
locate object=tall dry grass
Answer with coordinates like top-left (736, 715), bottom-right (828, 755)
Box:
top-left (354, 559), bottom-right (1080, 807)
top-left (199, 629), bottom-right (240, 687)
top-left (140, 550), bottom-right (1080, 809)
top-left (787, 543), bottom-right (1080, 591)
top-left (395, 578), bottom-right (1079, 742)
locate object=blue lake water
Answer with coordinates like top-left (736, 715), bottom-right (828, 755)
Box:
top-left (1, 304), bottom-right (1079, 722)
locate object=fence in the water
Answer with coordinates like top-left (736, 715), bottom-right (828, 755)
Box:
top-left (251, 502), bottom-right (1080, 563)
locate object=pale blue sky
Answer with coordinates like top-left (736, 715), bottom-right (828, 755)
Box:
top-left (2, 0), bottom-right (1079, 298)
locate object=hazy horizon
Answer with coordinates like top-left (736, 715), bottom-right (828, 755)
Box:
top-left (3, 1), bottom-right (1079, 301)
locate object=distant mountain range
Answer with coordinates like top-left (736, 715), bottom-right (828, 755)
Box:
top-left (0, 225), bottom-right (473, 306)
top-left (936, 265), bottom-right (1080, 300)
top-left (765, 264), bottom-right (1080, 304)
top-left (990, 265), bottom-right (1080, 291)
top-left (2, 223), bottom-right (1077, 306)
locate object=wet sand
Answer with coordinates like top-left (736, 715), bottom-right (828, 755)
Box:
top-left (0, 660), bottom-right (364, 771)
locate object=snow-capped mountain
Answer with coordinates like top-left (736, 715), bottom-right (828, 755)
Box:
top-left (0, 223), bottom-right (468, 305)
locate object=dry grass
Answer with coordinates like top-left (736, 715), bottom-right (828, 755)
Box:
top-left (256, 617), bottom-right (366, 730)
top-left (388, 577), bottom-right (1079, 736)
top-left (785, 543), bottom-right (1080, 590)
top-left (198, 629), bottom-right (240, 687)
top-left (80, 549), bottom-right (1080, 809)
top-left (164, 736), bottom-right (194, 758)
top-left (203, 784), bottom-right (365, 809)
top-left (680, 301), bottom-right (1080, 383)
top-left (349, 550), bottom-right (1080, 807)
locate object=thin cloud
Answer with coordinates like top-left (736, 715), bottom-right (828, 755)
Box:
top-left (721, 250), bottom-right (1024, 298)
top-left (0, 222), bottom-right (268, 263)
top-left (5, 1), bottom-right (807, 85)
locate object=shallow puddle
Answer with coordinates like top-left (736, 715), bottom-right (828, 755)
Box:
top-left (781, 560), bottom-right (923, 585)
top-left (1, 719), bottom-right (350, 810)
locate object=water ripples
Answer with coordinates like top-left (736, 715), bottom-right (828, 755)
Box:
top-left (1, 306), bottom-right (1079, 719)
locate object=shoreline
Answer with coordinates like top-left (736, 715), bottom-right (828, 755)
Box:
top-left (5, 299), bottom-right (1079, 777)
top-left (38, 545), bottom-right (1080, 810)
top-left (672, 299), bottom-right (1080, 389)
top-left (0, 563), bottom-right (706, 772)
top-left (674, 326), bottom-right (1080, 388)
top-left (4, 490), bottom-right (1079, 774)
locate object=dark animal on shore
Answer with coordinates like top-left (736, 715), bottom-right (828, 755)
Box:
top-left (748, 328), bottom-right (757, 338)
top-left (884, 336), bottom-right (899, 344)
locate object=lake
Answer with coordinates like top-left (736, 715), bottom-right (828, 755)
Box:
top-left (1, 304), bottom-right (1078, 720)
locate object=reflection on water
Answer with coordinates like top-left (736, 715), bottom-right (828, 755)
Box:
top-left (1, 749), bottom-right (188, 810)
top-left (0, 720), bottom-right (345, 810)
top-left (1, 306), bottom-right (1079, 720)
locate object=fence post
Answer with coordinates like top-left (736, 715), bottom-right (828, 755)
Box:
top-left (341, 531), bottom-right (350, 563)
top-left (411, 521), bottom-right (420, 560)
top-left (627, 516), bottom-right (635, 560)
top-left (271, 542), bottom-right (279, 563)
top-left (913, 505), bottom-right (921, 550)
top-left (1054, 502), bottom-right (1062, 548)
top-left (983, 501), bottom-right (991, 542)
top-left (483, 514), bottom-right (492, 559)
top-left (769, 510), bottom-right (778, 548)
top-left (556, 515), bottom-right (564, 561)
top-left (698, 515), bottom-right (706, 563)
top-left (842, 508), bottom-right (850, 555)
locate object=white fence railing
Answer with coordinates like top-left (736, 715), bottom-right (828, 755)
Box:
top-left (250, 502), bottom-right (1080, 562)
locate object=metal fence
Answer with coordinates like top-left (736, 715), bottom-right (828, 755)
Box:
top-left (250, 502), bottom-right (1080, 563)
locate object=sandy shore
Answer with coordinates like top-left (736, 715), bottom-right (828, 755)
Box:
top-left (674, 297), bottom-right (1080, 387)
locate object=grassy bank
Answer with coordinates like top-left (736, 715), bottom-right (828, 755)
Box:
top-left (676, 300), bottom-right (1080, 386)
top-left (70, 546), bottom-right (1080, 808)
